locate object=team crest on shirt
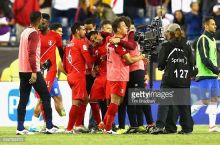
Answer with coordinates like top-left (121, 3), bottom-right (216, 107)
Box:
top-left (48, 40), bottom-right (53, 46)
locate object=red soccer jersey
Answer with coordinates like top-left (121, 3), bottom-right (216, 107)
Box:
top-left (63, 37), bottom-right (95, 75)
top-left (40, 30), bottom-right (62, 74)
top-left (93, 38), bottom-right (109, 76)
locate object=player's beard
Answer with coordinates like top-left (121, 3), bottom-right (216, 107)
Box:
top-left (39, 25), bottom-right (47, 32)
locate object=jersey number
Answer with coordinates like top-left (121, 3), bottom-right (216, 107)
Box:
top-left (174, 69), bottom-right (188, 78)
top-left (67, 49), bottom-right (72, 64)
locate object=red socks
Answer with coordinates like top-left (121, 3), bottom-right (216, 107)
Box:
top-left (105, 103), bottom-right (118, 131)
top-left (90, 103), bottom-right (101, 125)
top-left (75, 104), bottom-right (87, 127)
top-left (67, 105), bottom-right (78, 131)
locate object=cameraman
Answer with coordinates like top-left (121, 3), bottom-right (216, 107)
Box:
top-left (150, 23), bottom-right (195, 134)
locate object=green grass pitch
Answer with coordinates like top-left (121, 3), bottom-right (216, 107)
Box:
top-left (0, 126), bottom-right (220, 145)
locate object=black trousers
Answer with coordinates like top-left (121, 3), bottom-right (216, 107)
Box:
top-left (176, 105), bottom-right (194, 132)
top-left (156, 85), bottom-right (193, 132)
top-left (17, 72), bottom-right (52, 122)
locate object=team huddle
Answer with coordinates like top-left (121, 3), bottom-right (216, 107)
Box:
top-left (16, 11), bottom-right (220, 135)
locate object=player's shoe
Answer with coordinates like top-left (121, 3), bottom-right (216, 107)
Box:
top-left (137, 126), bottom-right (146, 133)
top-left (149, 126), bottom-right (164, 134)
top-left (103, 129), bottom-right (118, 134)
top-left (64, 129), bottom-right (76, 134)
top-left (112, 123), bottom-right (117, 132)
top-left (28, 127), bottom-right (41, 132)
top-left (16, 129), bottom-right (34, 135)
top-left (116, 128), bottom-right (127, 134)
top-left (177, 130), bottom-right (192, 135)
top-left (124, 127), bottom-right (138, 134)
top-left (74, 126), bottom-right (90, 133)
top-left (98, 121), bottom-right (105, 130)
top-left (209, 126), bottom-right (220, 132)
top-left (90, 126), bottom-right (102, 134)
top-left (46, 127), bottom-right (63, 134)
top-left (145, 124), bottom-right (156, 133)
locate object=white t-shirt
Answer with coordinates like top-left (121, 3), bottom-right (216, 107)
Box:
top-left (52, 0), bottom-right (79, 10)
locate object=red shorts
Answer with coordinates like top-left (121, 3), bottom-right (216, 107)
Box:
top-left (90, 75), bottom-right (107, 101)
top-left (67, 72), bottom-right (88, 101)
top-left (109, 81), bottom-right (127, 97)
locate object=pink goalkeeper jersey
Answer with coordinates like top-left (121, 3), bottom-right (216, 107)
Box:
top-left (107, 36), bottom-right (129, 81)
top-left (129, 43), bottom-right (144, 72)
top-left (19, 27), bottom-right (41, 73)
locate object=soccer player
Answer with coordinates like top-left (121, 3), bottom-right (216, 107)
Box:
top-left (63, 23), bottom-right (95, 133)
top-left (111, 20), bottom-right (154, 134)
top-left (192, 16), bottom-right (220, 132)
top-left (83, 18), bottom-right (98, 130)
top-left (17, 11), bottom-right (58, 135)
top-left (100, 17), bottom-right (145, 134)
top-left (29, 13), bottom-right (66, 132)
top-left (97, 20), bottom-right (113, 120)
top-left (86, 30), bottom-right (111, 132)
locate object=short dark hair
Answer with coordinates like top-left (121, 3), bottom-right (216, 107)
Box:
top-left (87, 31), bottom-right (99, 40)
top-left (203, 16), bottom-right (214, 24)
top-left (30, 11), bottom-right (41, 24)
top-left (84, 18), bottom-right (96, 26)
top-left (42, 13), bottom-right (50, 21)
top-left (112, 16), bottom-right (129, 33)
top-left (100, 20), bottom-right (112, 28)
top-left (71, 22), bottom-right (84, 34)
top-left (50, 23), bottom-right (62, 31)
top-left (190, 2), bottom-right (197, 8)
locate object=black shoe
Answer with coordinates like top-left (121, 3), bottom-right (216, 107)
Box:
top-left (112, 123), bottom-right (117, 132)
top-left (149, 126), bottom-right (164, 134)
top-left (125, 127), bottom-right (138, 134)
top-left (163, 129), bottom-right (177, 134)
top-left (177, 130), bottom-right (192, 135)
top-left (145, 124), bottom-right (156, 134)
top-left (90, 125), bottom-right (102, 134)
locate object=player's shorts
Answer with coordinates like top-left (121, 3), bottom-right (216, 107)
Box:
top-left (50, 78), bottom-right (61, 97)
top-left (197, 78), bottom-right (220, 100)
top-left (109, 81), bottom-right (127, 97)
top-left (90, 75), bottom-right (107, 101)
top-left (190, 81), bottom-right (201, 104)
top-left (67, 72), bottom-right (88, 101)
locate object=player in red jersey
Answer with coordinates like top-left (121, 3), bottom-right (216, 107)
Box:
top-left (29, 13), bottom-right (65, 132)
top-left (85, 30), bottom-right (110, 131)
top-left (100, 17), bottom-right (146, 134)
top-left (63, 23), bottom-right (95, 133)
